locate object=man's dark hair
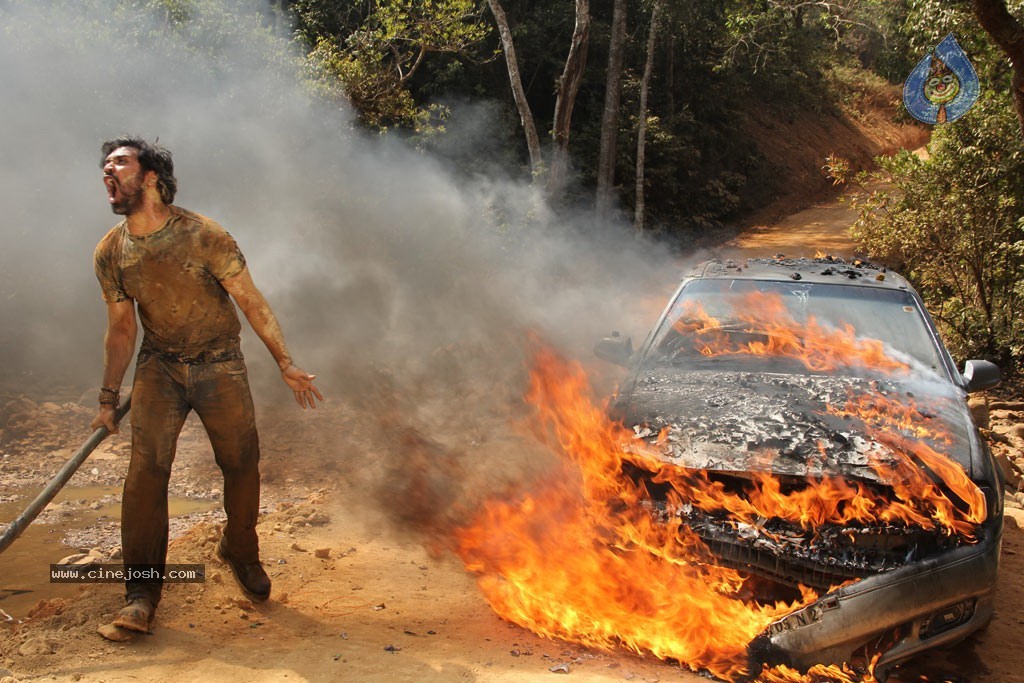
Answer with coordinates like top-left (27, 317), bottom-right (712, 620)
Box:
top-left (100, 136), bottom-right (177, 205)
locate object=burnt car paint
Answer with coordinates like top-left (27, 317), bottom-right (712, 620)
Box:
top-left (600, 257), bottom-right (1003, 677)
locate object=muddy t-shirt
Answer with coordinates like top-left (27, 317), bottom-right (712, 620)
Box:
top-left (94, 206), bottom-right (247, 361)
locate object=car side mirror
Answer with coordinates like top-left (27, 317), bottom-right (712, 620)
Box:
top-left (594, 331), bottom-right (633, 367)
top-left (963, 359), bottom-right (1001, 393)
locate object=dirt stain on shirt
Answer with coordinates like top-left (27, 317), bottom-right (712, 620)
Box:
top-left (94, 205), bottom-right (247, 361)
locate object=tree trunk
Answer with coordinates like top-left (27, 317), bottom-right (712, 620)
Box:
top-left (547, 0), bottom-right (591, 200)
top-left (634, 0), bottom-right (661, 232)
top-left (596, 0), bottom-right (628, 216)
top-left (973, 0), bottom-right (1024, 136)
top-left (487, 0), bottom-right (544, 178)
top-left (267, 0), bottom-right (286, 32)
top-left (667, 34), bottom-right (675, 118)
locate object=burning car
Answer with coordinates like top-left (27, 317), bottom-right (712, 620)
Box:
top-left (595, 257), bottom-right (1004, 678)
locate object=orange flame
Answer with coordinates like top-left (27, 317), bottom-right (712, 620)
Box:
top-left (635, 391), bottom-right (986, 538)
top-left (827, 393), bottom-right (987, 537)
top-left (670, 293), bottom-right (909, 374)
top-left (756, 658), bottom-right (879, 682)
top-left (454, 341), bottom-right (982, 681)
top-left (456, 346), bottom-right (809, 680)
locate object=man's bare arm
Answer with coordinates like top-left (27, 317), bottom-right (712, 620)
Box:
top-left (221, 267), bottom-right (323, 409)
top-left (90, 300), bottom-right (137, 433)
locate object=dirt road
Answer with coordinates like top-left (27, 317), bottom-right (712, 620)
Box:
top-left (2, 200), bottom-right (1023, 683)
top-left (719, 191), bottom-right (859, 261)
top-left (0, 403), bottom-right (708, 683)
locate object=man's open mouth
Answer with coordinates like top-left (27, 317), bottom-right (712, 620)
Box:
top-left (104, 176), bottom-right (118, 203)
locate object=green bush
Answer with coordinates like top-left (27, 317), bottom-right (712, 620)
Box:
top-left (850, 91), bottom-right (1024, 369)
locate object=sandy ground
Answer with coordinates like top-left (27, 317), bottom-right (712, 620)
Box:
top-left (721, 199), bottom-right (863, 260)
top-left (3, 197), bottom-right (1024, 683)
top-left (3, 492), bottom-right (1023, 683)
top-left (0, 401), bottom-right (717, 683)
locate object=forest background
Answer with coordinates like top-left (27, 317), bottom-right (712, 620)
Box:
top-left (275, 0), bottom-right (1024, 370)
top-left (3, 0), bottom-right (1023, 371)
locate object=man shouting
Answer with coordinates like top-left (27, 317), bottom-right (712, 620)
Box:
top-left (91, 136), bottom-right (322, 637)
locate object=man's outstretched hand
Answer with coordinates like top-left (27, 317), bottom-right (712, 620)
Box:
top-left (281, 365), bottom-right (324, 409)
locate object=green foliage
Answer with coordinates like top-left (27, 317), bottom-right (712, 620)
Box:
top-left (721, 0), bottom-right (823, 77)
top-left (23, 0), bottom-right (1020, 294)
top-left (289, 0), bottom-right (367, 42)
top-left (373, 0), bottom-right (489, 55)
top-left (722, 2), bottom-right (860, 74)
top-left (847, 1), bottom-right (1024, 369)
top-left (304, 34), bottom-right (423, 129)
top-left (836, 0), bottom-right (916, 82)
top-left (289, 0), bottom-right (925, 232)
top-left (608, 0), bottom-right (915, 233)
top-left (297, 0), bottom-right (489, 131)
top-left (850, 92), bottom-right (1024, 367)
top-left (896, 0), bottom-right (1024, 92)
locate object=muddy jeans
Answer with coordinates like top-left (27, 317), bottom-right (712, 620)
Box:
top-left (123, 353), bottom-right (261, 606)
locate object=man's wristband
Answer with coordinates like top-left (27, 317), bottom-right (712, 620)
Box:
top-left (98, 386), bottom-right (120, 406)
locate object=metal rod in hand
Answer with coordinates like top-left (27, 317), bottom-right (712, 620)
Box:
top-left (0, 394), bottom-right (132, 555)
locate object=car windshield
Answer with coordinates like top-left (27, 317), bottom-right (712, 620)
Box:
top-left (649, 278), bottom-right (946, 378)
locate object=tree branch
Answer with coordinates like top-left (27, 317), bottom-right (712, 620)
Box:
top-left (973, 0), bottom-right (1024, 135)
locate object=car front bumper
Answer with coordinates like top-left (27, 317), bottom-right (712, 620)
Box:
top-left (749, 516), bottom-right (1002, 677)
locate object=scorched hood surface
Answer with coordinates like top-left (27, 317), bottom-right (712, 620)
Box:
top-left (616, 368), bottom-right (974, 485)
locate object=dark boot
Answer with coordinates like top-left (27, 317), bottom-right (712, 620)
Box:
top-left (216, 539), bottom-right (271, 602)
top-left (112, 597), bottom-right (155, 633)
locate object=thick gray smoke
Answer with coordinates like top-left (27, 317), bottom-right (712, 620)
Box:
top-left (0, 0), bottom-right (690, 532)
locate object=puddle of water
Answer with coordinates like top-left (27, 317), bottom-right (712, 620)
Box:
top-left (0, 486), bottom-right (218, 619)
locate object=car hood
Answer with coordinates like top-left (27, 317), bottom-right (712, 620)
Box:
top-left (619, 367), bottom-right (974, 485)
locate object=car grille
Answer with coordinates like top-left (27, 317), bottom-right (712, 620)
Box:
top-left (652, 502), bottom-right (962, 591)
